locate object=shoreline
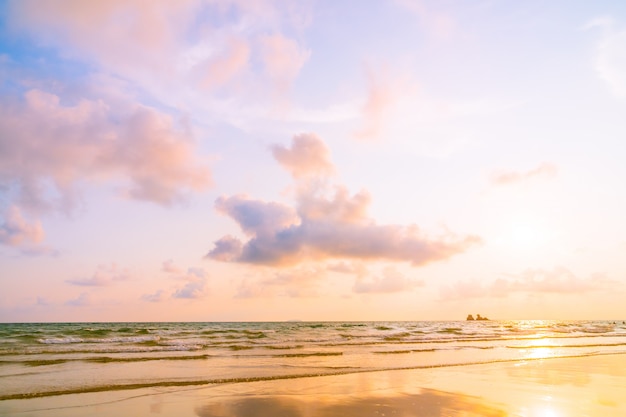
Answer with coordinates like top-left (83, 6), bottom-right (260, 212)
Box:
top-left (1, 350), bottom-right (623, 401)
top-left (2, 352), bottom-right (625, 416)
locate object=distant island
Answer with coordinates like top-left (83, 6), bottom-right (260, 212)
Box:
top-left (466, 314), bottom-right (489, 321)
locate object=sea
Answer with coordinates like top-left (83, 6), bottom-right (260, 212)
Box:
top-left (1, 320), bottom-right (625, 401)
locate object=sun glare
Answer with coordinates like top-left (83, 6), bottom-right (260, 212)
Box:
top-left (536, 406), bottom-right (562, 417)
top-left (511, 223), bottom-right (542, 247)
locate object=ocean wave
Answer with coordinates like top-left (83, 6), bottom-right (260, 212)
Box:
top-left (38, 337), bottom-right (84, 344)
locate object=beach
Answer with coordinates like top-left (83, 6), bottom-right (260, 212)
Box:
top-left (2, 353), bottom-right (625, 416)
top-left (1, 321), bottom-right (625, 416)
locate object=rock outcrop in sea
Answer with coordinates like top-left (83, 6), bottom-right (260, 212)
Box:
top-left (466, 314), bottom-right (489, 321)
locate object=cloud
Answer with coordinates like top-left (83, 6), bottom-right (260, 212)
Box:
top-left (440, 267), bottom-right (618, 301)
top-left (490, 163), bottom-right (558, 186)
top-left (6, 1), bottom-right (311, 109)
top-left (18, 245), bottom-right (59, 257)
top-left (585, 18), bottom-right (626, 98)
top-left (393, 0), bottom-right (457, 40)
top-left (0, 205), bottom-right (45, 246)
top-left (327, 261), bottom-right (368, 276)
top-left (162, 259), bottom-right (184, 274)
top-left (66, 264), bottom-right (132, 287)
top-left (0, 89), bottom-right (211, 210)
top-left (171, 267), bottom-right (209, 299)
top-left (235, 266), bottom-right (326, 298)
top-left (207, 191), bottom-right (479, 267)
top-left (215, 195), bottom-right (300, 237)
top-left (207, 134), bottom-right (480, 267)
top-left (208, 236), bottom-right (244, 262)
top-left (259, 33), bottom-right (311, 96)
top-left (65, 292), bottom-right (91, 307)
top-left (197, 37), bottom-right (251, 92)
top-left (353, 67), bottom-right (404, 141)
top-left (144, 265), bottom-right (209, 301)
top-left (353, 267), bottom-right (423, 294)
top-left (173, 279), bottom-right (208, 299)
top-left (142, 290), bottom-right (168, 303)
top-left (271, 133), bottom-right (335, 179)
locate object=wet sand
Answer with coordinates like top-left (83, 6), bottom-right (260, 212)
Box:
top-left (2, 353), bottom-right (625, 416)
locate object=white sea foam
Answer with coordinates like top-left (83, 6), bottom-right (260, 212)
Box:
top-left (38, 337), bottom-right (84, 344)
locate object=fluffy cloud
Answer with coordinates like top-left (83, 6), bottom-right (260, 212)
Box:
top-left (440, 267), bottom-right (617, 300)
top-left (66, 264), bottom-right (132, 287)
top-left (207, 134), bottom-right (480, 266)
top-left (0, 89), bottom-right (211, 209)
top-left (353, 267), bottom-right (423, 294)
top-left (0, 205), bottom-right (44, 246)
top-left (271, 133), bottom-right (335, 179)
top-left (215, 195), bottom-right (300, 237)
top-left (490, 163), bottom-right (558, 186)
top-left (207, 191), bottom-right (479, 266)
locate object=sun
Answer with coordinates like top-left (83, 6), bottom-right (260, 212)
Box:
top-left (510, 222), bottom-right (543, 248)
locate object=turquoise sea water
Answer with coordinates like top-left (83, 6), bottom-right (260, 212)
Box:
top-left (1, 320), bottom-right (625, 400)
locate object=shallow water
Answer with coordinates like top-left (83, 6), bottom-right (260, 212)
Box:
top-left (1, 320), bottom-right (625, 399)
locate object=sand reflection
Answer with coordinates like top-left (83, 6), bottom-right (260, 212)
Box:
top-left (195, 389), bottom-right (508, 417)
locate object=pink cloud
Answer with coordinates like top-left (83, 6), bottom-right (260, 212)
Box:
top-left (0, 89), bottom-right (211, 209)
top-left (258, 33), bottom-right (311, 94)
top-left (162, 259), bottom-right (184, 274)
top-left (440, 267), bottom-right (618, 301)
top-left (0, 205), bottom-right (44, 246)
top-left (491, 163), bottom-right (558, 186)
top-left (271, 133), bottom-right (335, 179)
top-left (8, 1), bottom-right (199, 84)
top-left (207, 134), bottom-right (480, 267)
top-left (353, 267), bottom-right (423, 294)
top-left (393, 0), bottom-right (458, 40)
top-left (298, 186), bottom-right (371, 224)
top-left (209, 236), bottom-right (244, 262)
top-left (327, 261), bottom-right (368, 276)
top-left (142, 290), bottom-right (168, 303)
top-left (353, 67), bottom-right (401, 141)
top-left (66, 264), bottom-right (132, 287)
top-left (65, 292), bottom-right (91, 307)
top-left (7, 1), bottom-right (311, 108)
top-left (199, 37), bottom-right (251, 91)
top-left (215, 195), bottom-right (300, 237)
top-left (235, 266), bottom-right (326, 298)
top-left (171, 267), bottom-right (209, 299)
top-left (207, 191), bottom-right (479, 267)
top-left (143, 265), bottom-right (209, 302)
top-left (173, 279), bottom-right (208, 299)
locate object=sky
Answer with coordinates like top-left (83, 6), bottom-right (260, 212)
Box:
top-left (1, 0), bottom-right (626, 322)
